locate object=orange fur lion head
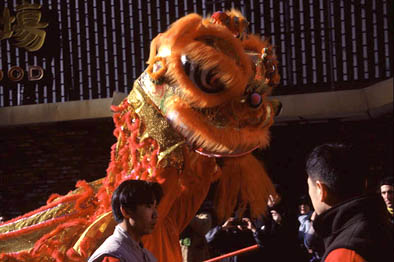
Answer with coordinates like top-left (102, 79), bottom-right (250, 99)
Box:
top-left (141, 10), bottom-right (281, 157)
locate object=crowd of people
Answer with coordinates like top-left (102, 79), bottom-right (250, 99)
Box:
top-left (86, 142), bottom-right (393, 262)
top-left (181, 143), bottom-right (394, 262)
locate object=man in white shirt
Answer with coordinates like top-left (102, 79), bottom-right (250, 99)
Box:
top-left (88, 180), bottom-right (163, 262)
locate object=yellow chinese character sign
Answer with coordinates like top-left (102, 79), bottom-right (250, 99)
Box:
top-left (0, 2), bottom-right (48, 52)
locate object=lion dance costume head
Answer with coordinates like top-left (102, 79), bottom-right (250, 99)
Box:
top-left (0, 10), bottom-right (281, 262)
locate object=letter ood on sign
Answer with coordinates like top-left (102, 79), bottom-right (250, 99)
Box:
top-left (0, 66), bottom-right (44, 82)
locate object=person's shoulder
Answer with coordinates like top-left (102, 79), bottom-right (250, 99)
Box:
top-left (88, 233), bottom-right (125, 262)
top-left (326, 248), bottom-right (366, 262)
top-left (143, 248), bottom-right (158, 262)
top-left (88, 254), bottom-right (122, 262)
top-left (298, 213), bottom-right (310, 223)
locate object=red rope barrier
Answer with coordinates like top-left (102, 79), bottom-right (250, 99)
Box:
top-left (203, 244), bottom-right (260, 262)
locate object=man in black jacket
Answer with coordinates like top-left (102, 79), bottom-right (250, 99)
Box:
top-left (306, 143), bottom-right (393, 262)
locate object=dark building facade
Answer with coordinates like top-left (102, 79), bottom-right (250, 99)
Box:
top-left (0, 0), bottom-right (392, 107)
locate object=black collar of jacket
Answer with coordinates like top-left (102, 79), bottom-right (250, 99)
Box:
top-left (313, 194), bottom-right (388, 239)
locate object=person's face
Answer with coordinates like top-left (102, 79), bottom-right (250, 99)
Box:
top-left (299, 203), bottom-right (311, 215)
top-left (380, 185), bottom-right (394, 209)
top-left (128, 200), bottom-right (159, 236)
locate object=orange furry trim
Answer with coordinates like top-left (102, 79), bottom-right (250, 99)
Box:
top-left (31, 218), bottom-right (89, 261)
top-left (238, 155), bottom-right (275, 218)
top-left (166, 41), bottom-right (249, 108)
top-left (148, 14), bottom-right (202, 65)
top-left (0, 252), bottom-right (36, 262)
top-left (166, 100), bottom-right (271, 154)
top-left (242, 34), bottom-right (270, 52)
top-left (91, 98), bottom-right (161, 226)
top-left (142, 148), bottom-right (217, 262)
top-left (148, 33), bottom-right (161, 65)
top-left (146, 56), bottom-right (167, 81)
top-left (32, 219), bottom-right (86, 253)
top-left (66, 248), bottom-right (83, 261)
top-left (195, 20), bottom-right (251, 72)
top-left (215, 154), bottom-right (275, 222)
top-left (214, 160), bottom-right (242, 221)
top-left (148, 13), bottom-right (254, 108)
top-left (47, 193), bottom-right (61, 204)
top-left (74, 180), bottom-right (95, 212)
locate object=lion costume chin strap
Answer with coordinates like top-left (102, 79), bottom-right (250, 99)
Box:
top-left (0, 10), bottom-right (280, 262)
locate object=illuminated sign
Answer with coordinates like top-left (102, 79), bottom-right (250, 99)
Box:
top-left (0, 66), bottom-right (44, 82)
top-left (0, 1), bottom-right (48, 52)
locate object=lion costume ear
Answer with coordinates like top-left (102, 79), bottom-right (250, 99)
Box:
top-left (209, 9), bottom-right (249, 38)
top-left (148, 14), bottom-right (203, 65)
top-left (241, 35), bottom-right (280, 88)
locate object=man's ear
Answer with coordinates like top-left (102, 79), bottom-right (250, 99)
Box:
top-left (120, 206), bottom-right (132, 219)
top-left (316, 180), bottom-right (329, 202)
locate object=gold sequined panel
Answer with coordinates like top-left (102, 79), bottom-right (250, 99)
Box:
top-left (0, 222), bottom-right (57, 253)
top-left (127, 79), bottom-right (185, 170)
top-left (73, 211), bottom-right (117, 257)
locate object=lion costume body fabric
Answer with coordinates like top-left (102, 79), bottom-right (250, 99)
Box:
top-left (0, 10), bottom-right (281, 262)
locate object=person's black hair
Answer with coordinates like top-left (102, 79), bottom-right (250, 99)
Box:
top-left (306, 143), bottom-right (367, 199)
top-left (198, 199), bottom-right (214, 214)
top-left (273, 184), bottom-right (284, 198)
top-left (380, 176), bottom-right (394, 187)
top-left (111, 180), bottom-right (163, 223)
top-left (298, 194), bottom-right (312, 207)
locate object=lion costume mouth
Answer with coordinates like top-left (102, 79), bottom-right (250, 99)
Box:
top-left (142, 12), bottom-right (280, 157)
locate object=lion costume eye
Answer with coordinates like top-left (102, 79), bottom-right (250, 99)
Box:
top-left (181, 55), bottom-right (225, 94)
